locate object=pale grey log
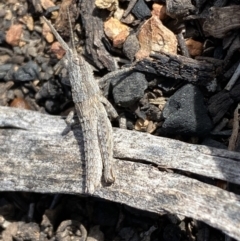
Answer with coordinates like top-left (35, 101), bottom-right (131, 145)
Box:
top-left (0, 107), bottom-right (240, 240)
top-left (1, 107), bottom-right (240, 185)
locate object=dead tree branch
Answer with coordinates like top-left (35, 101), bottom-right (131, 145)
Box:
top-left (0, 107), bottom-right (240, 240)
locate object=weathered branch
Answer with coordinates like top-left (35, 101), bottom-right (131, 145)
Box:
top-left (134, 52), bottom-right (222, 86)
top-left (0, 107), bottom-right (240, 240)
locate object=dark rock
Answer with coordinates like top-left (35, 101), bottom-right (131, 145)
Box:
top-left (148, 78), bottom-right (158, 88)
top-left (11, 55), bottom-right (25, 65)
top-left (127, 120), bottom-right (134, 130)
top-left (139, 93), bottom-right (149, 106)
top-left (132, 0), bottom-right (151, 20)
top-left (112, 72), bottom-right (148, 107)
top-left (36, 56), bottom-right (51, 65)
top-left (0, 31), bottom-right (5, 44)
top-left (45, 100), bottom-right (61, 114)
top-left (161, 84), bottom-right (213, 137)
top-left (123, 34), bottom-right (140, 61)
top-left (0, 64), bottom-right (12, 80)
top-left (135, 108), bottom-right (147, 120)
top-left (35, 79), bottom-right (62, 100)
top-left (13, 61), bottom-right (39, 81)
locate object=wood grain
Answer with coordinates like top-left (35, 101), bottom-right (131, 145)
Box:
top-left (0, 107), bottom-right (240, 240)
top-left (203, 5), bottom-right (240, 38)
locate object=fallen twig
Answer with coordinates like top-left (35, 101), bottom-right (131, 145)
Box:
top-left (0, 107), bottom-right (240, 240)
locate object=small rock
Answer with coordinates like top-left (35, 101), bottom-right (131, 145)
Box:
top-left (15, 2), bottom-right (28, 16)
top-left (11, 55), bottom-right (25, 65)
top-left (135, 108), bottom-right (147, 120)
top-left (161, 84), bottom-right (213, 137)
top-left (14, 88), bottom-right (24, 98)
top-left (127, 119), bottom-right (134, 130)
top-left (13, 61), bottom-right (39, 81)
top-left (151, 3), bottom-right (167, 20)
top-left (4, 10), bottom-right (13, 20)
top-left (104, 17), bottom-right (130, 47)
top-left (45, 99), bottom-right (60, 114)
top-left (113, 30), bottom-right (130, 48)
top-left (0, 81), bottom-right (14, 106)
top-left (40, 0), bottom-right (55, 9)
top-left (6, 24), bottom-right (23, 46)
top-left (0, 64), bottom-right (13, 80)
top-left (132, 0), bottom-right (151, 20)
top-left (26, 46), bottom-right (38, 57)
top-left (112, 72), bottom-right (148, 107)
top-left (185, 39), bottom-right (203, 57)
top-left (0, 31), bottom-right (5, 44)
top-left (36, 79), bottom-right (62, 101)
top-left (95, 0), bottom-right (118, 11)
top-left (0, 8), bottom-right (6, 18)
top-left (2, 222), bottom-right (18, 240)
top-left (50, 41), bottom-right (66, 59)
top-left (22, 15), bottom-right (34, 31)
top-left (121, 13), bottom-right (135, 25)
top-left (135, 16), bottom-right (177, 59)
top-left (0, 55), bottom-right (11, 65)
top-left (42, 22), bottom-right (54, 43)
top-left (19, 39), bottom-right (27, 47)
top-left (114, 7), bottom-right (124, 20)
top-left (123, 33), bottom-right (140, 61)
top-left (10, 97), bottom-right (31, 110)
top-left (13, 46), bottom-right (23, 55)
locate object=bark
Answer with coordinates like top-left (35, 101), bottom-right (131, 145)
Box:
top-left (0, 107), bottom-right (240, 240)
top-left (135, 53), bottom-right (222, 87)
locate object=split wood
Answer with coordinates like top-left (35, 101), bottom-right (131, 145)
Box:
top-left (0, 107), bottom-right (240, 240)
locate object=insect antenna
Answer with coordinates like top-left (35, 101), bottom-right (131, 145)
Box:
top-left (67, 7), bottom-right (77, 55)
